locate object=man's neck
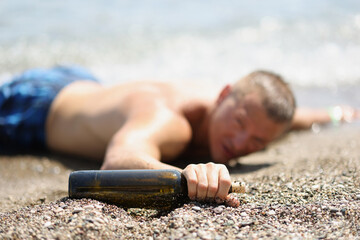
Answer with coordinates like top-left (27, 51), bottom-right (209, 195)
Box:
top-left (182, 101), bottom-right (212, 150)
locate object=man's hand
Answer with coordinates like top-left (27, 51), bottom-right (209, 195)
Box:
top-left (292, 105), bottom-right (360, 130)
top-left (182, 162), bottom-right (238, 206)
top-left (329, 105), bottom-right (360, 123)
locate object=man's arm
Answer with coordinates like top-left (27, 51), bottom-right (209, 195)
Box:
top-left (101, 137), bottom-right (181, 170)
top-left (101, 107), bottom-right (187, 170)
top-left (291, 105), bottom-right (360, 130)
top-left (100, 108), bottom-right (235, 204)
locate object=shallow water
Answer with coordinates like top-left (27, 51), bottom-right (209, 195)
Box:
top-left (1, 0), bottom-right (360, 106)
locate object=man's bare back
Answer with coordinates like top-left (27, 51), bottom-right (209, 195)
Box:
top-left (46, 81), bottom-right (215, 161)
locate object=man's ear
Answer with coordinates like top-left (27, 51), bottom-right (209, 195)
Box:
top-left (216, 85), bottom-right (232, 105)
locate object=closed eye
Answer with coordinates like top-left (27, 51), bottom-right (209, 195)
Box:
top-left (236, 118), bottom-right (244, 128)
top-left (252, 138), bottom-right (265, 150)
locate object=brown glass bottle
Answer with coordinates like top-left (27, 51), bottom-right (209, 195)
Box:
top-left (68, 169), bottom-right (245, 210)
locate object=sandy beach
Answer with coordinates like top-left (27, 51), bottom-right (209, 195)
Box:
top-left (1, 1), bottom-right (360, 239)
top-left (0, 124), bottom-right (359, 239)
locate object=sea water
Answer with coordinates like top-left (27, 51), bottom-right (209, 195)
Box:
top-left (1, 0), bottom-right (360, 107)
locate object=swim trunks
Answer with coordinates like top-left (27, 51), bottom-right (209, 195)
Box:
top-left (0, 65), bottom-right (98, 151)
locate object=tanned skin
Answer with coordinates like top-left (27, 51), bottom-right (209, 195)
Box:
top-left (45, 80), bottom-right (359, 205)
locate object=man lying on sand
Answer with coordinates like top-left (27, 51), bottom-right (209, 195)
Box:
top-left (0, 66), bottom-right (358, 205)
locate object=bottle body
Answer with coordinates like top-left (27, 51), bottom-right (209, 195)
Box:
top-left (68, 169), bottom-right (188, 209)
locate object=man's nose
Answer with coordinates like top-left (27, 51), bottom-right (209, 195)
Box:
top-left (232, 131), bottom-right (250, 152)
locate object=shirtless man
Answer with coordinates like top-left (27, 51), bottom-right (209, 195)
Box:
top-left (0, 66), bottom-right (358, 204)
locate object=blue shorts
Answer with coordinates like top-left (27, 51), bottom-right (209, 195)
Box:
top-left (0, 65), bottom-right (98, 150)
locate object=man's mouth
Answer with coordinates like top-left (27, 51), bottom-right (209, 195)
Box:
top-left (222, 144), bottom-right (235, 159)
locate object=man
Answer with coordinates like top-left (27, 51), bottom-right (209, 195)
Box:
top-left (0, 66), bottom-right (357, 204)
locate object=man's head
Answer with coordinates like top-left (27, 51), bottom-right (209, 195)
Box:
top-left (209, 70), bottom-right (296, 163)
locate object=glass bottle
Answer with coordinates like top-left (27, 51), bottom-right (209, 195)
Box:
top-left (69, 169), bottom-right (245, 209)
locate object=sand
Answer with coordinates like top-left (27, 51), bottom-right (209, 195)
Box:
top-left (0, 124), bottom-right (359, 239)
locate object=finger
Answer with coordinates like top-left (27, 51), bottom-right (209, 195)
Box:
top-left (215, 165), bottom-right (231, 201)
top-left (206, 163), bottom-right (219, 200)
top-left (182, 165), bottom-right (198, 200)
top-left (342, 106), bottom-right (355, 122)
top-left (195, 164), bottom-right (208, 201)
top-left (225, 194), bottom-right (240, 208)
top-left (355, 109), bottom-right (360, 119)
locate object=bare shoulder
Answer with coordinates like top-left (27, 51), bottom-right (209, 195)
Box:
top-left (118, 100), bottom-right (192, 162)
top-left (95, 81), bottom-right (194, 161)
top-left (153, 107), bottom-right (193, 161)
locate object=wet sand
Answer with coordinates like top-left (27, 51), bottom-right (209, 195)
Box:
top-left (0, 124), bottom-right (359, 239)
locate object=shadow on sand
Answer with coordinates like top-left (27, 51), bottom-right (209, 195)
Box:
top-left (0, 149), bottom-right (102, 170)
top-left (1, 149), bottom-right (273, 174)
top-left (170, 155), bottom-right (273, 174)
top-left (227, 162), bottom-right (274, 174)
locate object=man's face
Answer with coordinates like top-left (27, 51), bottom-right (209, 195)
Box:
top-left (209, 88), bottom-right (288, 163)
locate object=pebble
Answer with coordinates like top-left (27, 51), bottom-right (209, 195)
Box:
top-left (294, 219), bottom-right (302, 224)
top-left (94, 217), bottom-right (105, 224)
top-left (268, 210), bottom-right (276, 215)
top-left (53, 207), bottom-right (63, 213)
top-left (336, 212), bottom-right (343, 217)
top-left (240, 212), bottom-right (248, 217)
top-left (197, 230), bottom-right (212, 240)
top-left (214, 235), bottom-right (223, 240)
top-left (50, 166), bottom-right (61, 175)
top-left (355, 194), bottom-right (360, 200)
top-left (329, 207), bottom-right (339, 213)
top-left (84, 218), bottom-right (94, 223)
top-left (311, 184), bottom-right (320, 191)
top-left (33, 164), bottom-right (44, 173)
top-left (6, 196), bottom-right (14, 201)
top-left (72, 208), bottom-right (84, 214)
top-left (125, 224), bottom-right (134, 229)
top-left (84, 205), bottom-right (94, 210)
top-left (44, 222), bottom-right (52, 228)
top-left (341, 208), bottom-right (347, 215)
top-left (192, 206), bottom-right (201, 211)
top-left (213, 206), bottom-right (224, 214)
top-left (239, 221), bottom-right (254, 227)
top-left (226, 220), bottom-right (234, 226)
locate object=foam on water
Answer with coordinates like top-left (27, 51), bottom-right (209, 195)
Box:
top-left (1, 0), bottom-right (360, 95)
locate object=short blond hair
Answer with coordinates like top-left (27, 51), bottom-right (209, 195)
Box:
top-left (231, 70), bottom-right (296, 123)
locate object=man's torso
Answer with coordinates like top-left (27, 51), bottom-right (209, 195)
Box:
top-left (46, 81), bottom-right (216, 161)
